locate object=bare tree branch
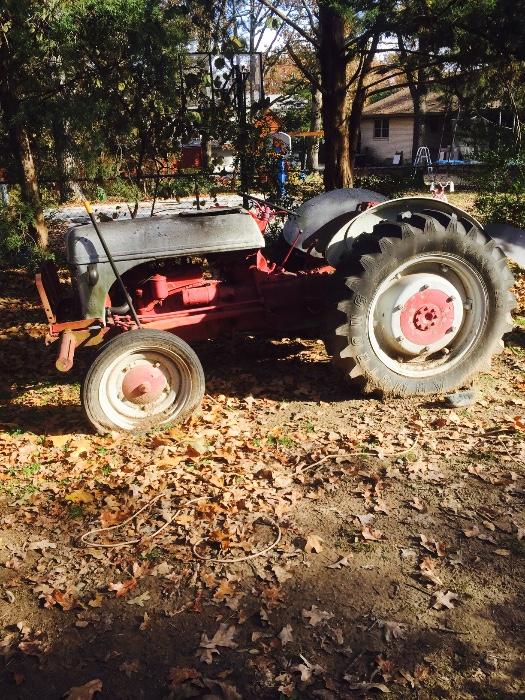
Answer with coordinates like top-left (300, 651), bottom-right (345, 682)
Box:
top-left (286, 42), bottom-right (321, 92)
top-left (258, 0), bottom-right (319, 48)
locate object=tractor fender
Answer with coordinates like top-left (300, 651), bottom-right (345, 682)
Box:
top-left (283, 188), bottom-right (388, 258)
top-left (324, 195), bottom-right (485, 266)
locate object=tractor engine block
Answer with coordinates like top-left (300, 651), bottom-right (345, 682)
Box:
top-left (134, 265), bottom-right (234, 315)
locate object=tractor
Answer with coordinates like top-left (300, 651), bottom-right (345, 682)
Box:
top-left (35, 189), bottom-right (515, 433)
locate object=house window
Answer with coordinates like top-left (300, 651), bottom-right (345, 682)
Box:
top-left (374, 118), bottom-right (389, 139)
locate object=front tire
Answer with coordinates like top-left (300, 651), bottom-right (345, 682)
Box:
top-left (326, 208), bottom-right (515, 395)
top-left (82, 330), bottom-right (205, 433)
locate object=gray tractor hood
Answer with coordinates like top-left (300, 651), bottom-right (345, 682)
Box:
top-left (66, 207), bottom-right (264, 266)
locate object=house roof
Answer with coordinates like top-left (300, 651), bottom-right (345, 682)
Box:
top-left (363, 87), bottom-right (450, 117)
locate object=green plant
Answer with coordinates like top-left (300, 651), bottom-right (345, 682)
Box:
top-left (0, 191), bottom-right (54, 271)
top-left (354, 170), bottom-right (420, 197)
top-left (474, 146), bottom-right (525, 227)
top-left (68, 504), bottom-right (84, 519)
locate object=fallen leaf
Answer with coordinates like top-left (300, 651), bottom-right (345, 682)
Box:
top-left (419, 557), bottom-right (443, 586)
top-left (198, 623), bottom-right (238, 664)
top-left (272, 564), bottom-right (292, 584)
top-left (18, 640), bottom-right (44, 657)
top-left (302, 605), bottom-right (333, 626)
top-left (127, 591), bottom-right (150, 607)
top-left (136, 613), bottom-right (150, 633)
top-left (109, 578), bottom-right (136, 598)
top-left (494, 548), bottom-right (510, 556)
top-left (432, 590), bottom-right (459, 610)
top-left (168, 666), bottom-right (200, 688)
top-left (65, 490), bottom-right (94, 504)
top-left (463, 525), bottom-right (480, 538)
top-left (88, 593), bottom-right (103, 608)
top-left (410, 497), bottom-right (426, 512)
top-left (119, 659), bottom-right (140, 677)
top-left (327, 555), bottom-right (352, 569)
top-left (380, 620), bottom-right (407, 643)
top-left (361, 524), bottom-right (384, 541)
top-left (46, 434), bottom-right (72, 449)
top-left (278, 624), bottom-right (294, 645)
top-left (62, 679), bottom-right (102, 700)
top-left (304, 534), bottom-right (324, 553)
top-left (27, 539), bottom-right (57, 552)
top-left (513, 416), bottom-right (525, 431)
top-left (45, 590), bottom-right (77, 611)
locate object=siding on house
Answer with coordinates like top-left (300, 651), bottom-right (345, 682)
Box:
top-left (361, 116), bottom-right (414, 163)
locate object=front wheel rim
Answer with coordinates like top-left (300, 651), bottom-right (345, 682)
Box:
top-left (367, 253), bottom-right (489, 378)
top-left (98, 347), bottom-right (193, 430)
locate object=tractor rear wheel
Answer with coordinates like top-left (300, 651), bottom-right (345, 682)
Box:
top-left (82, 330), bottom-right (205, 433)
top-left (326, 209), bottom-right (515, 395)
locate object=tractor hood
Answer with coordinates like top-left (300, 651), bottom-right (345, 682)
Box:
top-left (66, 207), bottom-right (264, 266)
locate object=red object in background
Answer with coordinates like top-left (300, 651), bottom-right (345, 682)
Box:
top-left (177, 145), bottom-right (202, 170)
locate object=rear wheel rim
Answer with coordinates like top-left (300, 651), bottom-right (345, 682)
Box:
top-left (98, 347), bottom-right (193, 430)
top-left (368, 253), bottom-right (488, 378)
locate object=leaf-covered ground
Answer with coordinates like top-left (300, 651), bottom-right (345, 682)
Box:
top-left (0, 265), bottom-right (524, 700)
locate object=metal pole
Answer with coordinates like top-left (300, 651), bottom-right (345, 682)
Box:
top-left (82, 201), bottom-right (141, 328)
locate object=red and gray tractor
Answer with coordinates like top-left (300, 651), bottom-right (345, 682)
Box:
top-left (35, 188), bottom-right (515, 433)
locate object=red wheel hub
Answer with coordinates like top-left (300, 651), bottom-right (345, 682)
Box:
top-left (122, 364), bottom-right (167, 405)
top-left (400, 288), bottom-right (455, 345)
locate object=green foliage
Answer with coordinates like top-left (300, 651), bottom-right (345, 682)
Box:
top-left (0, 192), bottom-right (54, 270)
top-left (354, 170), bottom-right (420, 197)
top-left (474, 146), bottom-right (525, 227)
top-left (476, 192), bottom-right (525, 229)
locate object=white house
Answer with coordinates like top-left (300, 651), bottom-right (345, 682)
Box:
top-left (360, 87), bottom-right (461, 165)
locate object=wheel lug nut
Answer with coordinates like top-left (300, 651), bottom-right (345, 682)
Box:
top-left (393, 304), bottom-right (403, 312)
top-left (441, 265), bottom-right (449, 273)
top-left (446, 296), bottom-right (454, 303)
top-left (463, 299), bottom-right (472, 310)
top-left (446, 326), bottom-right (455, 334)
top-left (395, 335), bottom-right (403, 342)
top-left (420, 284), bottom-right (429, 292)
top-left (442, 347), bottom-right (450, 355)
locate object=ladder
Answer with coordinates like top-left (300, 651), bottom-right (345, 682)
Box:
top-left (413, 146), bottom-right (432, 168)
top-left (413, 146), bottom-right (434, 186)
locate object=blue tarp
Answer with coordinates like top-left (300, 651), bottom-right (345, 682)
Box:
top-left (435, 159), bottom-right (467, 166)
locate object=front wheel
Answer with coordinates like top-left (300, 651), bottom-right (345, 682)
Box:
top-left (326, 209), bottom-right (515, 395)
top-left (82, 330), bottom-right (205, 433)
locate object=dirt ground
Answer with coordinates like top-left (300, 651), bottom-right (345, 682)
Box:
top-left (0, 254), bottom-right (524, 699)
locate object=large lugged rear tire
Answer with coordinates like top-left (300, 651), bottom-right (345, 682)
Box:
top-left (326, 208), bottom-right (515, 396)
top-left (82, 330), bottom-right (205, 433)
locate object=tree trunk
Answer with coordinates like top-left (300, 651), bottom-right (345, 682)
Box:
top-left (17, 126), bottom-right (48, 248)
top-left (201, 132), bottom-right (213, 170)
top-left (318, 4), bottom-right (352, 190)
top-left (52, 117), bottom-right (76, 204)
top-left (0, 87), bottom-right (48, 247)
top-left (348, 86), bottom-right (367, 170)
top-left (306, 87), bottom-right (322, 171)
top-left (411, 91), bottom-right (425, 162)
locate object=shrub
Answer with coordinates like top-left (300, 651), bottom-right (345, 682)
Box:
top-left (354, 170), bottom-right (420, 197)
top-left (475, 191), bottom-right (525, 228)
top-left (0, 191), bottom-right (53, 271)
top-left (474, 147), bottom-right (525, 227)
